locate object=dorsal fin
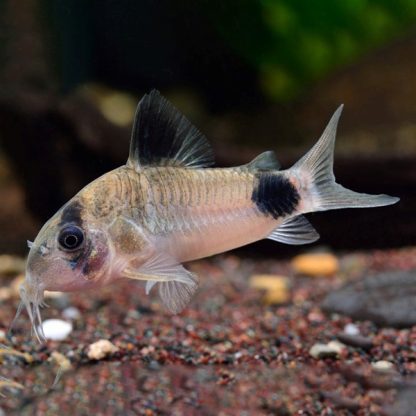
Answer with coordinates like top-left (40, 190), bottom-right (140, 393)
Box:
top-left (243, 151), bottom-right (280, 170)
top-left (127, 90), bottom-right (214, 169)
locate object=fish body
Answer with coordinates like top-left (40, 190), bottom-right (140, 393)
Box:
top-left (16, 91), bottom-right (399, 341)
top-left (80, 165), bottom-right (294, 262)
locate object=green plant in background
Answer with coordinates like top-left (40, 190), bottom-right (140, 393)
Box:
top-left (206, 0), bottom-right (416, 100)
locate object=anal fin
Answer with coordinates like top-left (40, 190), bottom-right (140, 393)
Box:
top-left (267, 215), bottom-right (319, 245)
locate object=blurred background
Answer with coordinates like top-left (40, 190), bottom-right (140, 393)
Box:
top-left (0, 0), bottom-right (415, 255)
top-left (1, 4), bottom-right (416, 413)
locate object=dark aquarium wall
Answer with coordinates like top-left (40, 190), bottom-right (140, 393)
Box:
top-left (0, 0), bottom-right (415, 253)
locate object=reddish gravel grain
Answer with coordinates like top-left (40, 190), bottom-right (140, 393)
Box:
top-left (1, 247), bottom-right (416, 415)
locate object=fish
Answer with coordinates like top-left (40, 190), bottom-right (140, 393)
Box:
top-left (13, 90), bottom-right (399, 341)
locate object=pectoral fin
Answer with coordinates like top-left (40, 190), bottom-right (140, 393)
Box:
top-left (122, 253), bottom-right (199, 314)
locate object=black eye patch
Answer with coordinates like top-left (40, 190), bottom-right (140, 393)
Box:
top-left (58, 226), bottom-right (84, 251)
top-left (60, 201), bottom-right (83, 227)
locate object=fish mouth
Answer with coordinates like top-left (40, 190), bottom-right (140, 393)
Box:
top-left (9, 280), bottom-right (47, 343)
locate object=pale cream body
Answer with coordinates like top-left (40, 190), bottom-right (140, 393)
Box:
top-left (82, 165), bottom-right (290, 267)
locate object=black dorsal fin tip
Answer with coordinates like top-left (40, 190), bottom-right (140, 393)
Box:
top-left (127, 90), bottom-right (214, 170)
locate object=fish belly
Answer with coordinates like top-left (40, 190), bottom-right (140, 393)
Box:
top-left (165, 205), bottom-right (280, 262)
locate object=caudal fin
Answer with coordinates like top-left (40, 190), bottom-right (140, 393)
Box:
top-left (292, 105), bottom-right (399, 213)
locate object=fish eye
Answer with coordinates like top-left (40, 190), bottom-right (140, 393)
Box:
top-left (58, 226), bottom-right (84, 251)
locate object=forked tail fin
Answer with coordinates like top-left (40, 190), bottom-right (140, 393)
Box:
top-left (291, 105), bottom-right (399, 213)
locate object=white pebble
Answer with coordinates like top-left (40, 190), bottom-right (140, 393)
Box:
top-left (327, 340), bottom-right (346, 354)
top-left (62, 307), bottom-right (81, 320)
top-left (372, 360), bottom-right (394, 372)
top-left (87, 339), bottom-right (119, 360)
top-left (40, 319), bottom-right (73, 341)
top-left (344, 323), bottom-right (360, 336)
top-left (309, 341), bottom-right (345, 359)
top-left (310, 343), bottom-right (333, 359)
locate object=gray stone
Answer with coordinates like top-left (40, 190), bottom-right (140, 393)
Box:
top-left (384, 385), bottom-right (416, 416)
top-left (322, 271), bottom-right (416, 328)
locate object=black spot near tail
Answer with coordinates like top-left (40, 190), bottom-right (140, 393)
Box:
top-left (60, 201), bottom-right (83, 226)
top-left (252, 173), bottom-right (300, 219)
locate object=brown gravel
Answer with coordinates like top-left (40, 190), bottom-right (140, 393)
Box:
top-left (0, 247), bottom-right (416, 415)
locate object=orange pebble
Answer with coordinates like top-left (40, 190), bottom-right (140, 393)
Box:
top-left (292, 253), bottom-right (339, 277)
